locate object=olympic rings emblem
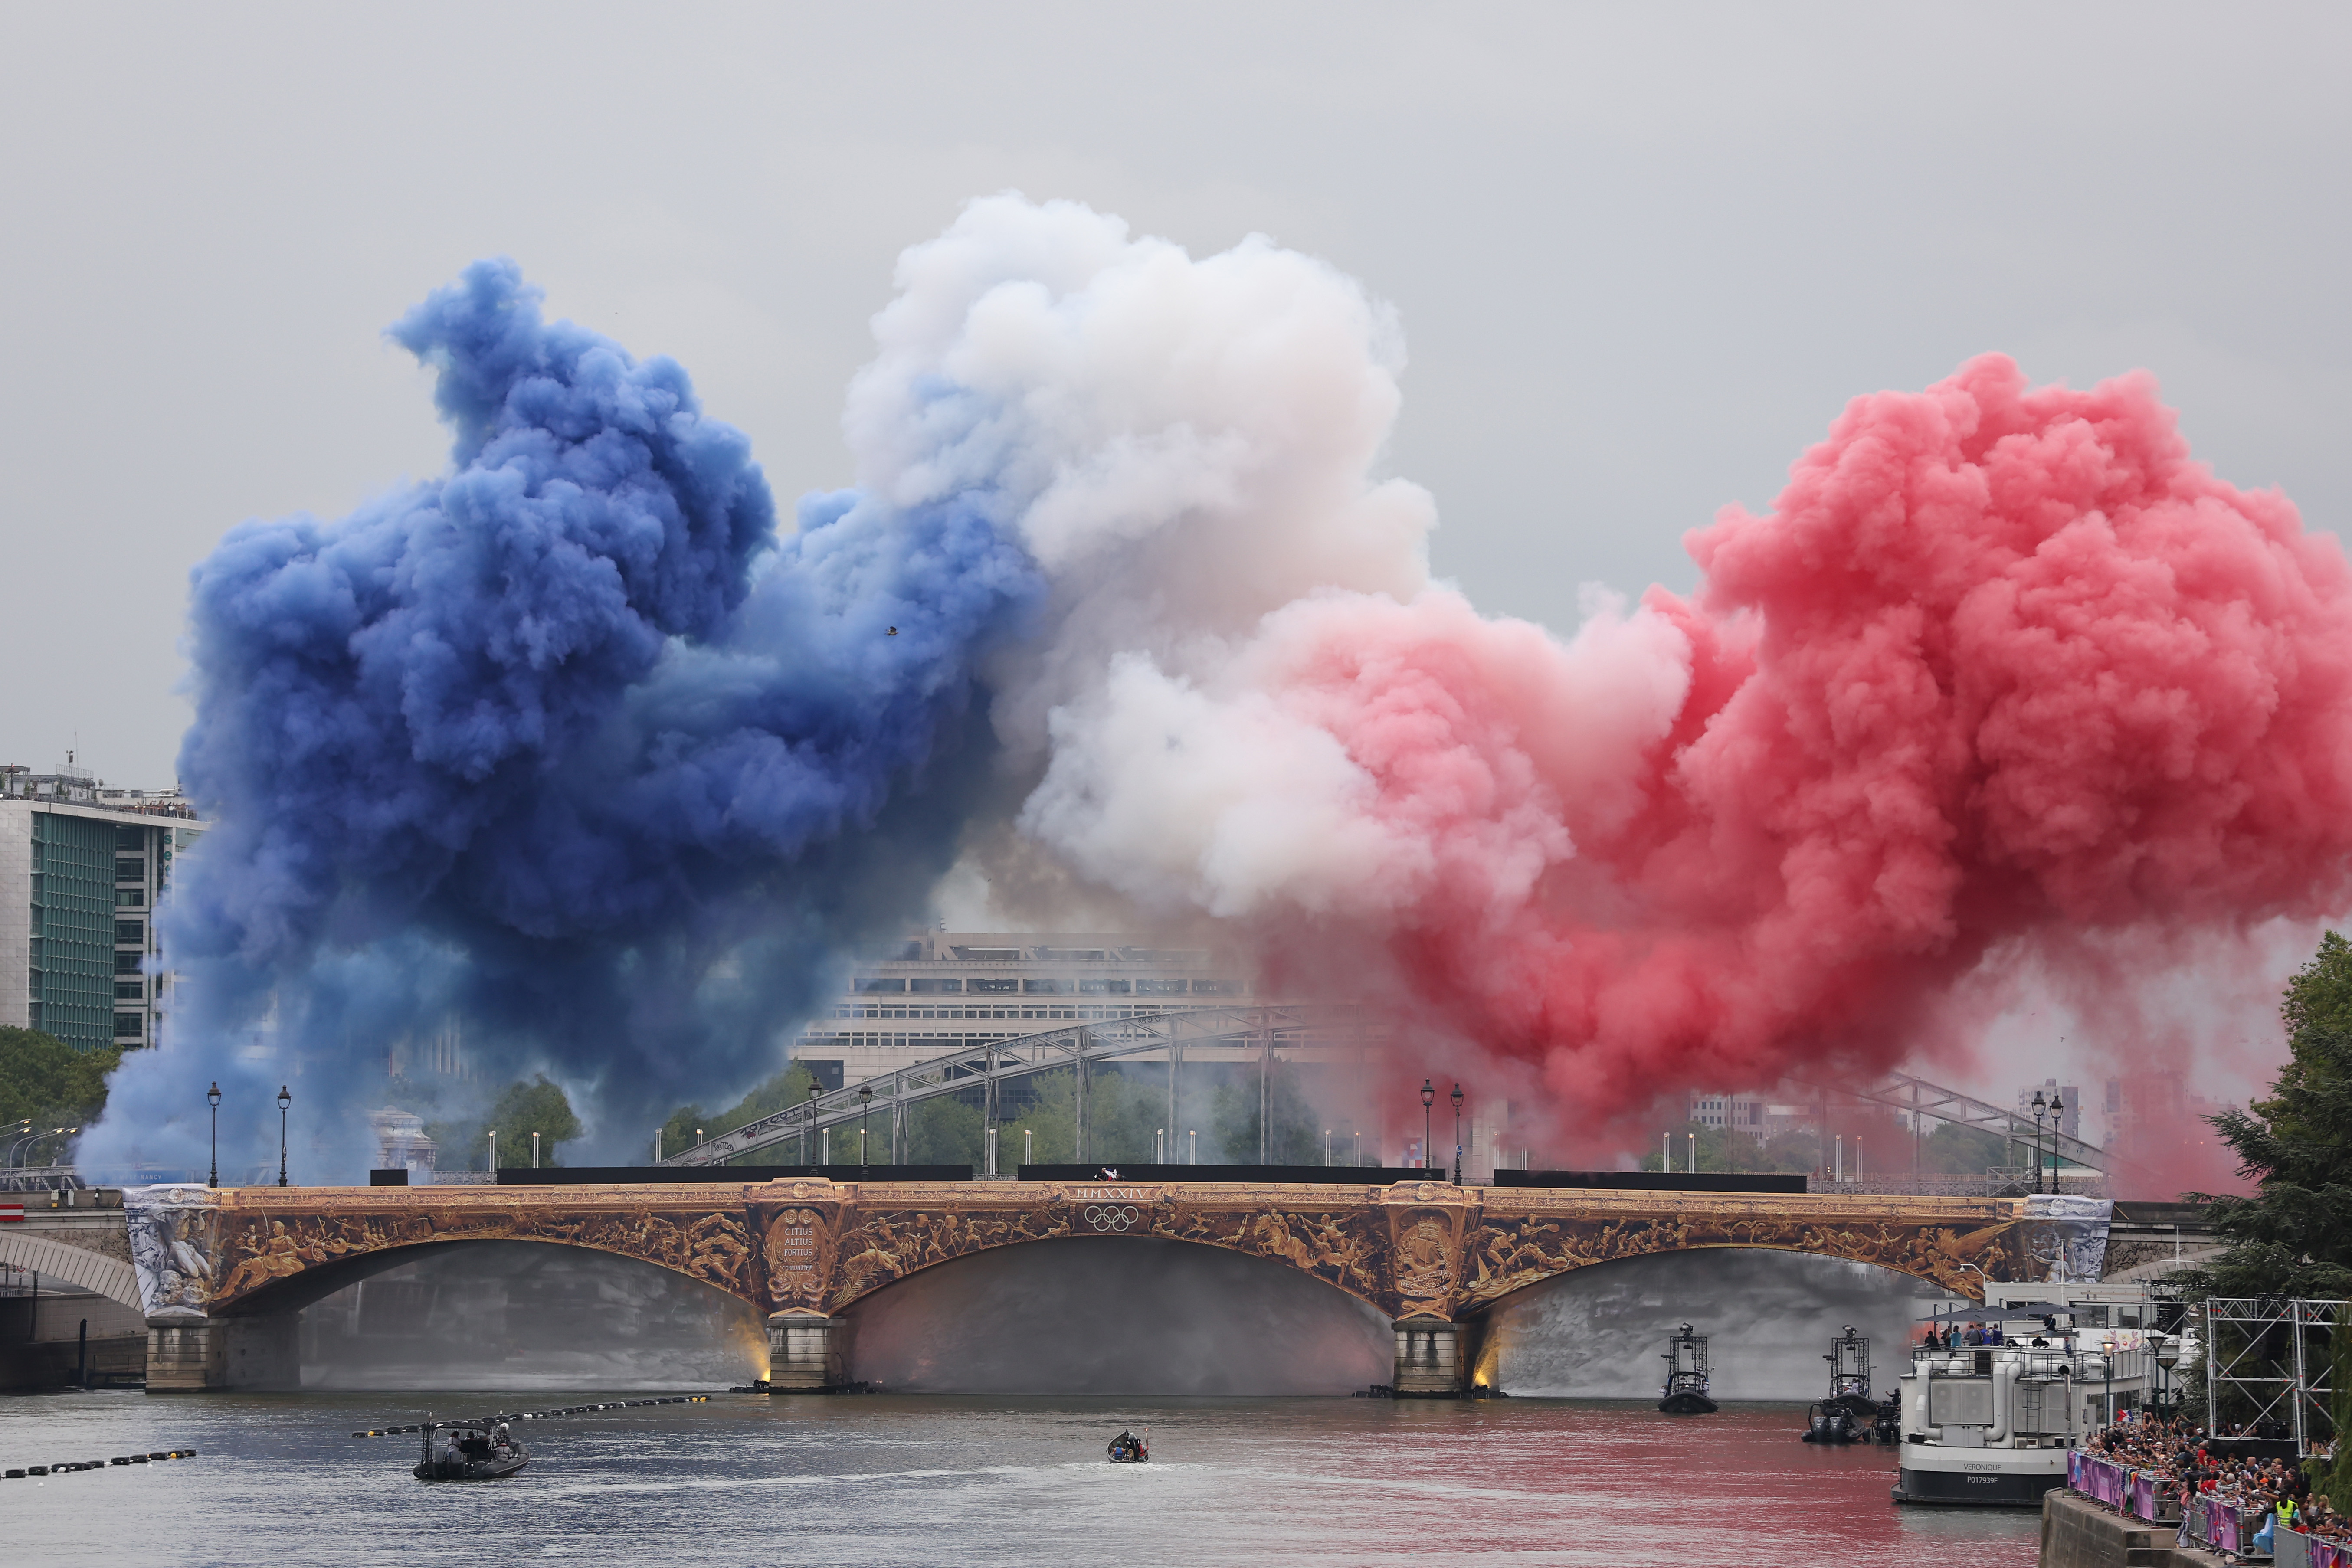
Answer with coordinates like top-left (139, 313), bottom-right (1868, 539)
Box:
top-left (1083, 1205), bottom-right (1140, 1233)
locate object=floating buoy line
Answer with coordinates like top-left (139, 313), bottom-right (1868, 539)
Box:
top-left (351, 1394), bottom-right (708, 1438)
top-left (5, 1450), bottom-right (197, 1479)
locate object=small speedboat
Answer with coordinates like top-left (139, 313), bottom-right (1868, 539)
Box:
top-left (414, 1417), bottom-right (528, 1481)
top-left (1107, 1427), bottom-right (1150, 1464)
top-left (1803, 1327), bottom-right (1890, 1442)
top-left (1801, 1401), bottom-right (1861, 1444)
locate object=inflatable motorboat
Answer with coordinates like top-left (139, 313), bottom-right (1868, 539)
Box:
top-left (414, 1417), bottom-right (528, 1482)
top-left (1107, 1427), bottom-right (1150, 1464)
top-left (1802, 1401), bottom-right (1863, 1444)
top-left (1802, 1327), bottom-right (1898, 1443)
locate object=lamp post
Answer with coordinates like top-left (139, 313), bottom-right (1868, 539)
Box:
top-left (1419, 1079), bottom-right (1435, 1171)
top-left (802, 1083), bottom-right (819, 1165)
top-left (1450, 1084), bottom-right (1464, 1184)
top-left (2047, 1092), bottom-right (2065, 1192)
top-left (2031, 1090), bottom-right (2048, 1195)
top-left (859, 1083), bottom-right (874, 1172)
top-left (206, 1081), bottom-right (221, 1188)
top-left (276, 1085), bottom-right (292, 1187)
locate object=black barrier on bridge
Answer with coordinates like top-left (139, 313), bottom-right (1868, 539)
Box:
top-left (1491, 1170), bottom-right (1808, 1194)
top-left (1019, 1164), bottom-right (1433, 1185)
top-left (494, 1165), bottom-right (975, 1185)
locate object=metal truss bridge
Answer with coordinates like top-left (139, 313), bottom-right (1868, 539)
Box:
top-left (657, 1004), bottom-right (2114, 1175)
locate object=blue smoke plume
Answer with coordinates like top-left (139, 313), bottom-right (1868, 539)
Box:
top-left (86, 259), bottom-right (1041, 1176)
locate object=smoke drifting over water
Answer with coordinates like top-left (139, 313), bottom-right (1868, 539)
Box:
top-left (96, 196), bottom-right (2352, 1167)
top-left (285, 1240), bottom-right (1915, 1400)
top-left (845, 1239), bottom-right (1391, 1394)
top-left (1484, 1250), bottom-right (1920, 1401)
top-left (298, 1241), bottom-right (765, 1391)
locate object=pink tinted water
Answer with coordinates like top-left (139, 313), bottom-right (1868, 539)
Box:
top-left (2, 1389), bottom-right (2040, 1566)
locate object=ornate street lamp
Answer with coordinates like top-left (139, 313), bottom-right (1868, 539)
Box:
top-left (276, 1085), bottom-right (292, 1187)
top-left (206, 1081), bottom-right (221, 1188)
top-left (2030, 1090), bottom-right (2048, 1195)
top-left (1419, 1079), bottom-right (1435, 1171)
top-left (1450, 1083), bottom-right (1465, 1185)
top-left (2048, 1092), bottom-right (2065, 1192)
top-left (859, 1083), bottom-right (874, 1172)
top-left (801, 1082), bottom-right (820, 1165)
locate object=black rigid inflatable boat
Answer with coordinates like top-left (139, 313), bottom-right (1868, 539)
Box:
top-left (414, 1417), bottom-right (528, 1482)
top-left (1658, 1323), bottom-right (1719, 1414)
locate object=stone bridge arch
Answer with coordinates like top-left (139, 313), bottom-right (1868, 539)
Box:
top-left (121, 1178), bottom-right (2104, 1392)
top-left (1452, 1198), bottom-right (2032, 1318)
top-left (0, 1228), bottom-right (143, 1314)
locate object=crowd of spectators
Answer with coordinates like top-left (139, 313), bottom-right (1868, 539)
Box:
top-left (1923, 1319), bottom-right (2075, 1350)
top-left (2083, 1414), bottom-right (2346, 1556)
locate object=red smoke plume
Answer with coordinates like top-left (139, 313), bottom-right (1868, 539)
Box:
top-left (1237, 356), bottom-right (2352, 1124)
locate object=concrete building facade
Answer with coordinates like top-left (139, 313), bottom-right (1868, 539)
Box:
top-left (2016, 1077), bottom-right (2083, 1142)
top-left (786, 930), bottom-right (1260, 1085)
top-left (1, 765), bottom-right (206, 1054)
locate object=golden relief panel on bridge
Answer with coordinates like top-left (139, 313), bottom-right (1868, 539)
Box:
top-left (209, 1201), bottom-right (755, 1309)
top-left (171, 1182), bottom-right (2067, 1324)
top-left (808, 1185), bottom-right (1398, 1315)
top-left (1455, 1205), bottom-right (2031, 1309)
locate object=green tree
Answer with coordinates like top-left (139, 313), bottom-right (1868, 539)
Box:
top-left (904, 1094), bottom-right (984, 1166)
top-left (658, 1061), bottom-right (824, 1166)
top-left (452, 1075), bottom-right (583, 1168)
top-left (1209, 1060), bottom-right (1325, 1165)
top-left (1920, 1122), bottom-right (2010, 1176)
top-left (1639, 1123), bottom-right (1817, 1175)
top-left (2182, 930), bottom-right (2352, 1301)
top-left (1005, 1067), bottom-right (1143, 1164)
top-left (0, 1027), bottom-right (119, 1156)
top-left (2176, 931), bottom-right (2352, 1476)
top-left (2321, 1323), bottom-right (2352, 1500)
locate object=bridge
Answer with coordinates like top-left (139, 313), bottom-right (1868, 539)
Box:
top-left (655, 1003), bottom-right (2121, 1177)
top-left (111, 1176), bottom-right (2114, 1393)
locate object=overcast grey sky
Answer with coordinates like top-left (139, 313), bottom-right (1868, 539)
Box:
top-left (3, 3), bottom-right (2345, 791)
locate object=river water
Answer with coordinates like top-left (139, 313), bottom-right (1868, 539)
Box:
top-left (4, 1389), bottom-right (2040, 1566)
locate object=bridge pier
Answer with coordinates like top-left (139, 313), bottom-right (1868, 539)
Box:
top-left (766, 1312), bottom-right (848, 1390)
top-left (145, 1313), bottom-right (302, 1391)
top-left (1392, 1315), bottom-right (1468, 1398)
top-left (145, 1316), bottom-right (222, 1392)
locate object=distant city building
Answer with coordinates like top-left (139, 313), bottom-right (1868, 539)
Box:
top-left (0, 758), bottom-right (207, 1053)
top-left (387, 1016), bottom-right (472, 1084)
top-left (1686, 1090), bottom-right (1770, 1142)
top-left (779, 931), bottom-right (1498, 1167)
top-left (2103, 1073), bottom-right (2231, 1149)
top-left (2016, 1077), bottom-right (2082, 1141)
top-left (788, 930), bottom-right (1263, 1084)
top-left (367, 1107), bottom-right (439, 1180)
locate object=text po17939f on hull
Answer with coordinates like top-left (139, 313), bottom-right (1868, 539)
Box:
top-left (1892, 1285), bottom-right (2175, 1509)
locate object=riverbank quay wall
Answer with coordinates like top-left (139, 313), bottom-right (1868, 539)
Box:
top-left (2041, 1489), bottom-right (2220, 1568)
top-left (100, 1179), bottom-right (2112, 1391)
